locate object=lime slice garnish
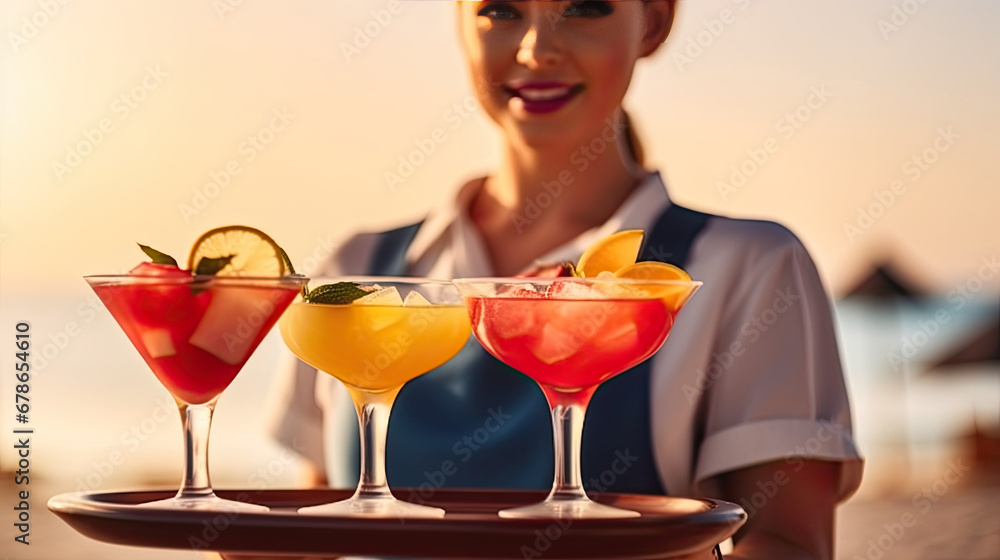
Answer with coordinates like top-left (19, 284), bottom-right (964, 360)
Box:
top-left (187, 225), bottom-right (287, 277)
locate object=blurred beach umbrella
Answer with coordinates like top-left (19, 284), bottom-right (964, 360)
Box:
top-left (841, 263), bottom-right (928, 301)
top-left (928, 311), bottom-right (1000, 373)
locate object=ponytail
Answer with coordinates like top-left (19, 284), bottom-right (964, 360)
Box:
top-left (621, 110), bottom-right (645, 168)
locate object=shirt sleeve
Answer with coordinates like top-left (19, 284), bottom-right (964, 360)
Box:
top-left (263, 232), bottom-right (380, 473)
top-left (692, 223), bottom-right (863, 501)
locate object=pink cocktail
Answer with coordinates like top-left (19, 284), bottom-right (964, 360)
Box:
top-left (455, 278), bottom-right (700, 519)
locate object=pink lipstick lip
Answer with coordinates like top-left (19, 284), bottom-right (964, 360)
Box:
top-left (505, 83), bottom-right (584, 115)
top-left (506, 80), bottom-right (578, 92)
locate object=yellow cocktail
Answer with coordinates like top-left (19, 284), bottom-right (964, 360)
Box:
top-left (279, 278), bottom-right (470, 518)
top-left (280, 303), bottom-right (469, 393)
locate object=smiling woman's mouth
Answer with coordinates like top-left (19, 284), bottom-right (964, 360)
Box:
top-left (506, 83), bottom-right (584, 115)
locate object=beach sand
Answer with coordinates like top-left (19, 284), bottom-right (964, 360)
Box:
top-left (1, 476), bottom-right (199, 560)
top-left (836, 478), bottom-right (999, 559)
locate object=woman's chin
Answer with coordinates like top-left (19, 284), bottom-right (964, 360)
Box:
top-left (503, 118), bottom-right (585, 151)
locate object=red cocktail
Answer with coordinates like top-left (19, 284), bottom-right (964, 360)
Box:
top-left (455, 277), bottom-right (700, 519)
top-left (87, 267), bottom-right (307, 512)
top-left (470, 296), bottom-right (675, 405)
top-left (93, 279), bottom-right (298, 405)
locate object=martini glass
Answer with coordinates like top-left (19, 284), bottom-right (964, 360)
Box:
top-left (278, 278), bottom-right (471, 518)
top-left (453, 277), bottom-right (701, 519)
top-left (87, 273), bottom-right (308, 511)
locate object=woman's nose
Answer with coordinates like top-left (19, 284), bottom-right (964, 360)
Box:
top-left (516, 24), bottom-right (562, 69)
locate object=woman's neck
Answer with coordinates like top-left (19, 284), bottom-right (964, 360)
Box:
top-left (470, 115), bottom-right (647, 275)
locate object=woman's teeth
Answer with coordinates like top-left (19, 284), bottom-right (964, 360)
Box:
top-left (518, 87), bottom-right (572, 101)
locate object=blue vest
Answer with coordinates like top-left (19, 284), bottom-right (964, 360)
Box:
top-left (351, 204), bottom-right (710, 496)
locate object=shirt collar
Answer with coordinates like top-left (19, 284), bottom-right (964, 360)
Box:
top-left (405, 172), bottom-right (672, 273)
top-left (404, 177), bottom-right (482, 269)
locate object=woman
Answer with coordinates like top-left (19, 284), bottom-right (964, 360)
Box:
top-left (270, 2), bottom-right (863, 558)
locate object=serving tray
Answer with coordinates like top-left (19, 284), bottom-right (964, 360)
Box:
top-left (49, 488), bottom-right (745, 558)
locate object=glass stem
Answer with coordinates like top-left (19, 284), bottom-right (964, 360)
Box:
top-left (350, 388), bottom-right (400, 501)
top-left (175, 399), bottom-right (217, 500)
top-left (549, 399), bottom-right (589, 501)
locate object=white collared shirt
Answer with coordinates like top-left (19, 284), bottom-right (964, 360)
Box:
top-left (267, 172), bottom-right (863, 499)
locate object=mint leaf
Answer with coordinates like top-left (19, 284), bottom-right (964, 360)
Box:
top-left (305, 282), bottom-right (371, 304)
top-left (194, 255), bottom-right (234, 276)
top-left (139, 244), bottom-right (178, 267)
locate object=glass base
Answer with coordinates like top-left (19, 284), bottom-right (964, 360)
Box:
top-left (298, 495), bottom-right (445, 518)
top-left (499, 497), bottom-right (640, 519)
top-left (137, 494), bottom-right (269, 513)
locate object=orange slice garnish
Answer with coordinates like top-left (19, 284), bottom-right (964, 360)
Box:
top-left (576, 230), bottom-right (644, 277)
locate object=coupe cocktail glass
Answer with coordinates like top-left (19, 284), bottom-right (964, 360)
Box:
top-left (279, 278), bottom-right (471, 518)
top-left (453, 277), bottom-right (701, 519)
top-left (87, 274), bottom-right (307, 511)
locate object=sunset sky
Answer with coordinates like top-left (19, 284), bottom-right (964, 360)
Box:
top-left (1, 0), bottom-right (998, 298)
top-left (0, 5), bottom-right (997, 545)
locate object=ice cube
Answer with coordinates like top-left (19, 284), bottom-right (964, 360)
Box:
top-left (600, 322), bottom-right (639, 355)
top-left (592, 277), bottom-right (635, 299)
top-left (355, 286), bottom-right (404, 306)
top-left (546, 281), bottom-right (602, 300)
top-left (403, 290), bottom-right (432, 307)
top-left (546, 300), bottom-right (609, 340)
top-left (140, 328), bottom-right (176, 358)
top-left (529, 323), bottom-right (583, 365)
top-left (353, 287), bottom-right (405, 332)
top-left (497, 283), bottom-right (540, 298)
top-left (489, 302), bottom-right (538, 340)
top-left (189, 287), bottom-right (269, 365)
top-left (459, 283), bottom-right (497, 298)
